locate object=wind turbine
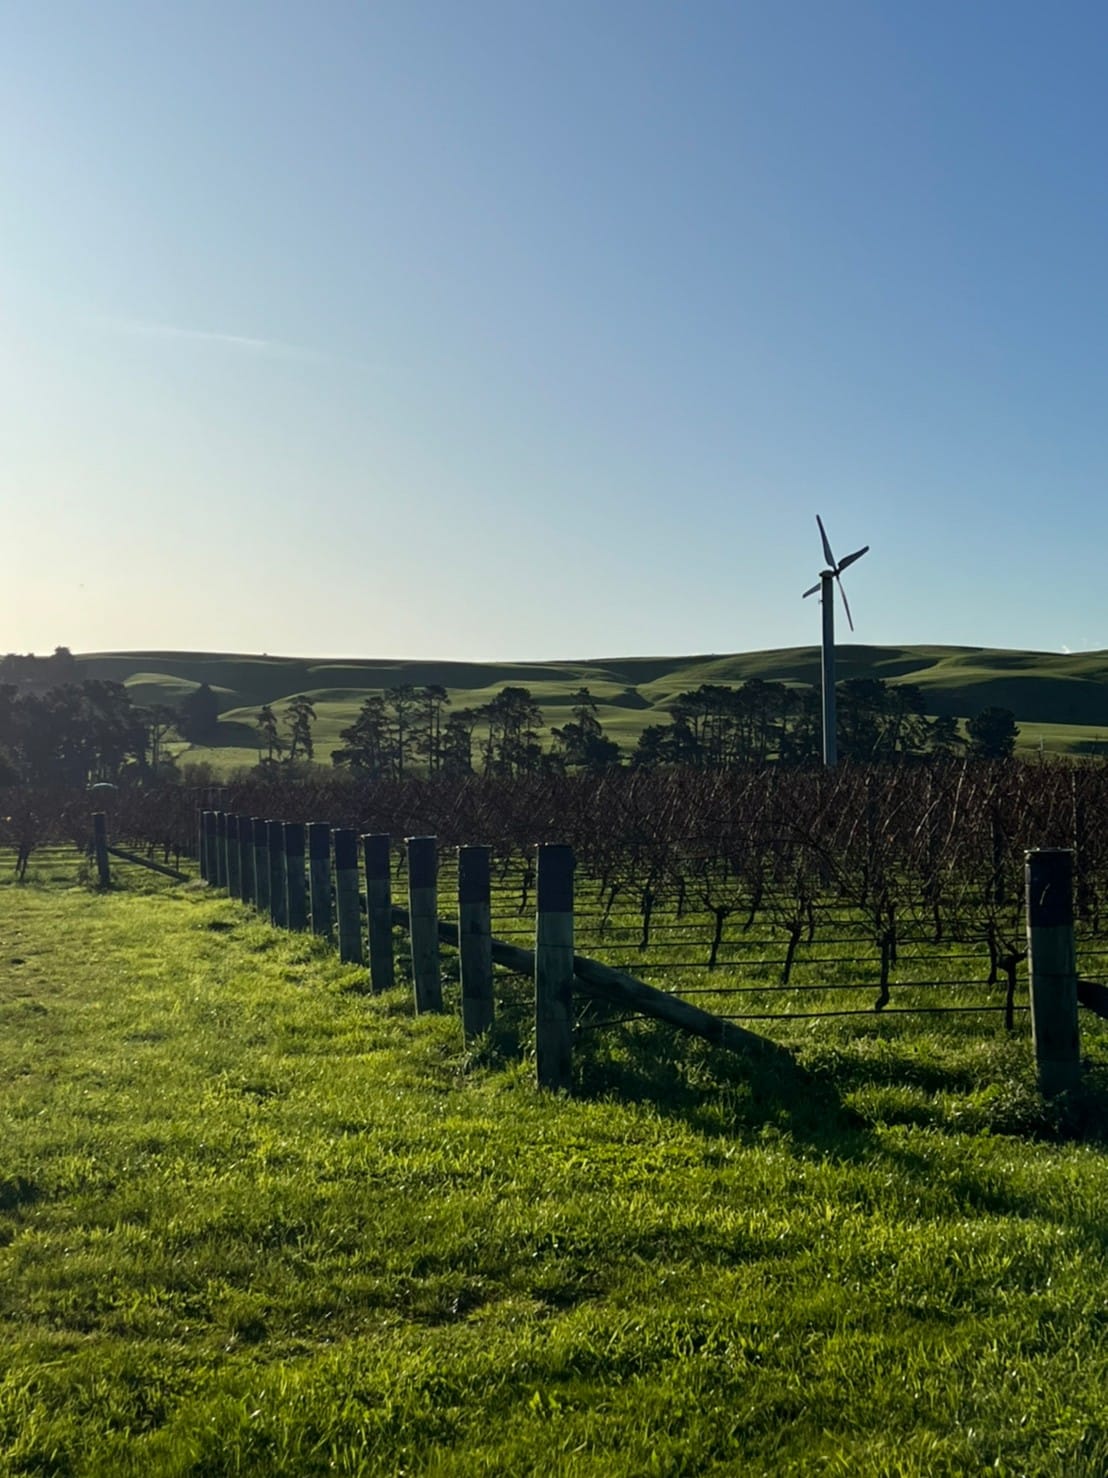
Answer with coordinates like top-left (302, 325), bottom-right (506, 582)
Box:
top-left (802, 515), bottom-right (869, 767)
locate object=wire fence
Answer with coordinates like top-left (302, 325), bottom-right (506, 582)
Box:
top-left (19, 811), bottom-right (1106, 1037)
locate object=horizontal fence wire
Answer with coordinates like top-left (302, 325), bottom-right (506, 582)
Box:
top-left (719, 1005), bottom-right (1030, 1021)
top-left (649, 979), bottom-right (1005, 995)
top-left (448, 847), bottom-right (1038, 1024)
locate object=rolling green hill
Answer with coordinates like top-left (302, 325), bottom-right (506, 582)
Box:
top-left (75, 644), bottom-right (1108, 771)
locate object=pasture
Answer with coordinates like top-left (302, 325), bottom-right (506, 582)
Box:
top-left (76, 643), bottom-right (1108, 775)
top-left (5, 855), bottom-right (1108, 1473)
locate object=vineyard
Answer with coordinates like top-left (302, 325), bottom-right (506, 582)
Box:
top-left (8, 763), bottom-right (1108, 1473)
top-left (10, 758), bottom-right (1108, 1037)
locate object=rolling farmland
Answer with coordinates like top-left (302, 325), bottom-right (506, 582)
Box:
top-left (76, 643), bottom-right (1108, 774)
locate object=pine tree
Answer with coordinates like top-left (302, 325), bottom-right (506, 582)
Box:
top-left (285, 695), bottom-right (317, 761)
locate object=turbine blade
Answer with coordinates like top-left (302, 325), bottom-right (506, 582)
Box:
top-left (836, 574), bottom-right (855, 632)
top-left (802, 582), bottom-right (821, 599)
top-left (836, 545), bottom-right (869, 573)
top-left (816, 514), bottom-right (836, 568)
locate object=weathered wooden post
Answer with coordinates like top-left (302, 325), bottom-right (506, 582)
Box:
top-left (1026, 848), bottom-right (1080, 1097)
top-left (253, 817), bottom-right (270, 916)
top-left (307, 823), bottom-right (333, 939)
top-left (214, 812), bottom-right (228, 889)
top-left (199, 810), bottom-right (210, 881)
top-left (535, 843), bottom-right (574, 1092)
top-left (458, 844), bottom-right (494, 1040)
top-left (333, 829), bottom-right (364, 964)
top-left (268, 820), bottom-right (288, 929)
top-left (239, 816), bottom-right (255, 905)
top-left (92, 812), bottom-right (111, 888)
top-left (363, 834), bottom-right (395, 991)
top-left (202, 810), bottom-right (216, 884)
top-left (407, 836), bottom-right (443, 1013)
top-left (284, 822), bottom-right (307, 930)
top-left (226, 815), bottom-right (242, 899)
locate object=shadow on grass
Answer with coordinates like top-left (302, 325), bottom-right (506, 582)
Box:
top-left (210, 719), bottom-right (262, 748)
top-left (555, 998), bottom-right (1108, 1173)
top-left (569, 1009), bottom-right (864, 1153)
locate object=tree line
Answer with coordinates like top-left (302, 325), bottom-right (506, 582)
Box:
top-left (632, 678), bottom-right (1019, 767)
top-left (330, 685), bottom-right (619, 779)
top-left (0, 647), bottom-right (1022, 789)
top-left (329, 677), bottom-right (1019, 777)
top-left (0, 677), bottom-right (180, 787)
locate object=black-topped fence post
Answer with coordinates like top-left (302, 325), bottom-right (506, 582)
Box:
top-left (268, 820), bottom-right (287, 928)
top-left (307, 823), bottom-right (333, 940)
top-left (284, 822), bottom-right (307, 930)
top-left (363, 834), bottom-right (395, 991)
top-left (459, 845), bottom-right (493, 1040)
top-left (214, 812), bottom-right (227, 889)
top-left (407, 836), bottom-right (442, 1013)
top-left (239, 816), bottom-right (255, 905)
top-left (333, 829), bottom-right (364, 964)
top-left (535, 844), bottom-right (574, 1092)
top-left (197, 815), bottom-right (211, 880)
top-left (1026, 848), bottom-right (1080, 1097)
top-left (226, 815), bottom-right (241, 900)
top-left (92, 812), bottom-right (111, 888)
top-left (253, 817), bottom-right (270, 916)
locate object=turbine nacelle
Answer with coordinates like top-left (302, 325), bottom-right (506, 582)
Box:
top-left (801, 514), bottom-right (868, 631)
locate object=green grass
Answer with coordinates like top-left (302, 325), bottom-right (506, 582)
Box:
top-left (69, 642), bottom-right (1108, 774)
top-left (6, 864), bottom-right (1108, 1473)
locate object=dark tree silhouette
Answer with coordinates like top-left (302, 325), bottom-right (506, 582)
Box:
top-left (285, 695), bottom-right (317, 761)
top-left (256, 705), bottom-right (282, 763)
top-left (966, 706), bottom-right (1019, 760)
top-left (178, 682), bottom-right (221, 743)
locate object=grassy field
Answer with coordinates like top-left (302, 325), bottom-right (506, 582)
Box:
top-left (6, 857), bottom-right (1108, 1473)
top-left (74, 644), bottom-right (1108, 774)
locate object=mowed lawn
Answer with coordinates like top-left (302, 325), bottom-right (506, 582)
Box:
top-left (5, 868), bottom-right (1108, 1473)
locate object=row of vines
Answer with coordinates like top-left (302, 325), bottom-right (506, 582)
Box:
top-left (7, 761), bottom-right (1107, 982)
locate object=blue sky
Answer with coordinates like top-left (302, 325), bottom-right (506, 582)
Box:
top-left (4, 1), bottom-right (1108, 660)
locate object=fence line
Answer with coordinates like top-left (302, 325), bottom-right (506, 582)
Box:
top-left (175, 809), bottom-right (1098, 1097)
top-left (77, 809), bottom-right (1091, 1097)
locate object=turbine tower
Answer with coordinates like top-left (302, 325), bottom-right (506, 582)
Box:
top-left (802, 515), bottom-right (869, 767)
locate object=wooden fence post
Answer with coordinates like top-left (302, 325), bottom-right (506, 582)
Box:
top-left (284, 822), bottom-right (307, 930)
top-left (92, 812), bottom-right (111, 888)
top-left (307, 823), bottom-right (333, 940)
top-left (268, 820), bottom-right (288, 929)
top-left (226, 815), bottom-right (242, 900)
top-left (1026, 848), bottom-right (1080, 1097)
top-left (363, 834), bottom-right (395, 991)
top-left (202, 811), bottom-right (216, 885)
top-left (239, 816), bottom-right (255, 905)
top-left (459, 844), bottom-right (493, 1040)
top-left (535, 844), bottom-right (574, 1092)
top-left (253, 816), bottom-right (270, 916)
top-left (199, 809), bottom-right (210, 882)
top-left (214, 812), bottom-right (227, 889)
top-left (407, 836), bottom-right (443, 1013)
top-left (333, 829), bottom-right (364, 964)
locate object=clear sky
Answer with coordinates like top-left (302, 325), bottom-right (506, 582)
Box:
top-left (4, 1), bottom-right (1108, 661)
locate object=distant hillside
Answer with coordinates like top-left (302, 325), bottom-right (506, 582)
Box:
top-left (74, 644), bottom-right (1108, 771)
